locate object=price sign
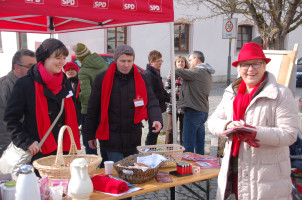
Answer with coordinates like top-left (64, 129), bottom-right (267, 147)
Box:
top-left (222, 18), bottom-right (237, 39)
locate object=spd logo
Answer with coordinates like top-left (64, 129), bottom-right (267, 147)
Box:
top-left (148, 0), bottom-right (162, 12)
top-left (123, 0), bottom-right (137, 11)
top-left (61, 0), bottom-right (78, 7)
top-left (25, 0), bottom-right (44, 4)
top-left (93, 0), bottom-right (109, 9)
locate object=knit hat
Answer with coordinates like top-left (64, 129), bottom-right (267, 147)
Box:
top-left (72, 43), bottom-right (91, 63)
top-left (232, 42), bottom-right (271, 67)
top-left (63, 62), bottom-right (80, 73)
top-left (36, 38), bottom-right (66, 63)
top-left (113, 44), bottom-right (135, 62)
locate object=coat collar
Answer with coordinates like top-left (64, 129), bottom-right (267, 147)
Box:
top-left (28, 64), bottom-right (70, 102)
top-left (225, 72), bottom-right (279, 100)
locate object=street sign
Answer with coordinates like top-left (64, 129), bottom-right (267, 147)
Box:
top-left (222, 18), bottom-right (237, 39)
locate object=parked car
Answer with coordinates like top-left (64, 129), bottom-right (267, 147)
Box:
top-left (71, 53), bottom-right (145, 73)
top-left (296, 57), bottom-right (302, 86)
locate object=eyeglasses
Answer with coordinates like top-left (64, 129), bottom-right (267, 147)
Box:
top-left (18, 64), bottom-right (32, 69)
top-left (239, 62), bottom-right (263, 70)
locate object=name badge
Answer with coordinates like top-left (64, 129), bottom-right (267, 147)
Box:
top-left (133, 97), bottom-right (144, 107)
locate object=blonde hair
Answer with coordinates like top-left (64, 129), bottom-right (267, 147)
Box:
top-left (174, 56), bottom-right (189, 69)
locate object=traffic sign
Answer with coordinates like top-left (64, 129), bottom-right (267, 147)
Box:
top-left (222, 18), bottom-right (237, 39)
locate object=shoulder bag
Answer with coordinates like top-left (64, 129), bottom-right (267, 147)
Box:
top-left (0, 98), bottom-right (65, 179)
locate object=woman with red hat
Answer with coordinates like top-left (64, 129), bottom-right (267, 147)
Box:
top-left (208, 42), bottom-right (298, 199)
top-left (63, 62), bottom-right (81, 125)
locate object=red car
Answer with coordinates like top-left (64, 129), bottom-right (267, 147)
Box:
top-left (71, 53), bottom-right (145, 73)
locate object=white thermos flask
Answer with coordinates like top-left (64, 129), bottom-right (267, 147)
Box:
top-left (15, 164), bottom-right (40, 200)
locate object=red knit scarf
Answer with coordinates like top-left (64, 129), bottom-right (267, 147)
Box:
top-left (232, 75), bottom-right (264, 156)
top-left (35, 62), bottom-right (81, 154)
top-left (96, 62), bottom-right (148, 140)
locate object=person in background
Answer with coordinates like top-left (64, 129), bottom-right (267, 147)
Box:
top-left (85, 44), bottom-right (162, 163)
top-left (0, 49), bottom-right (36, 157)
top-left (144, 50), bottom-right (170, 145)
top-left (176, 51), bottom-right (215, 155)
top-left (72, 43), bottom-right (108, 162)
top-left (208, 42), bottom-right (298, 199)
top-left (164, 56), bottom-right (189, 145)
top-left (63, 62), bottom-right (81, 125)
top-left (4, 39), bottom-right (81, 168)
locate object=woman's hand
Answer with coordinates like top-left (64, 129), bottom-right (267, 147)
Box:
top-left (226, 120), bottom-right (244, 129)
top-left (27, 141), bottom-right (41, 155)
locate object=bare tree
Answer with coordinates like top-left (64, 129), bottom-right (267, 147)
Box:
top-left (175, 0), bottom-right (302, 50)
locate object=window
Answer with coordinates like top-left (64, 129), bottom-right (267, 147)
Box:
top-left (0, 32), bottom-right (3, 53)
top-left (107, 27), bottom-right (127, 53)
top-left (16, 33), bottom-right (28, 49)
top-left (174, 23), bottom-right (190, 52)
top-left (236, 25), bottom-right (252, 50)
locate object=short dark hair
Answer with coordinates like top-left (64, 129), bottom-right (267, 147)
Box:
top-left (12, 49), bottom-right (35, 70)
top-left (148, 50), bottom-right (162, 62)
top-left (190, 51), bottom-right (205, 63)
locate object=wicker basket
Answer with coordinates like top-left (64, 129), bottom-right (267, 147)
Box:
top-left (114, 154), bottom-right (163, 184)
top-left (33, 125), bottom-right (102, 180)
top-left (137, 144), bottom-right (185, 167)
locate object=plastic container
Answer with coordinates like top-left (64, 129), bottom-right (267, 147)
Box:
top-left (2, 181), bottom-right (16, 200)
top-left (15, 165), bottom-right (40, 200)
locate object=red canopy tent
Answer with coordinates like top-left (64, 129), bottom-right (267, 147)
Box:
top-left (0, 0), bottom-right (174, 34)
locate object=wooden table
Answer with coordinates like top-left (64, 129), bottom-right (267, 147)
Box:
top-left (90, 162), bottom-right (220, 200)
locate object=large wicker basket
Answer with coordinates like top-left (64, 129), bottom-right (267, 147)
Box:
top-left (137, 144), bottom-right (185, 167)
top-left (114, 154), bottom-right (163, 184)
top-left (33, 125), bottom-right (102, 180)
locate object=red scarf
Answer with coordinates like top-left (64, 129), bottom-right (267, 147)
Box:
top-left (96, 62), bottom-right (148, 140)
top-left (232, 75), bottom-right (264, 156)
top-left (35, 62), bottom-right (81, 154)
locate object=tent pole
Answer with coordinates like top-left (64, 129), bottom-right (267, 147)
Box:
top-left (170, 22), bottom-right (177, 144)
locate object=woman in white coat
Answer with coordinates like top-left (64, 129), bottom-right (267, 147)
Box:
top-left (208, 42), bottom-right (298, 200)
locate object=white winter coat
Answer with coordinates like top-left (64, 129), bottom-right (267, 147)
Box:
top-left (208, 72), bottom-right (298, 200)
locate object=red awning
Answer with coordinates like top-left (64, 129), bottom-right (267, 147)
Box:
top-left (0, 0), bottom-right (174, 34)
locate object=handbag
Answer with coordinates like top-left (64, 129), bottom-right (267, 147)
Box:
top-left (0, 99), bottom-right (65, 178)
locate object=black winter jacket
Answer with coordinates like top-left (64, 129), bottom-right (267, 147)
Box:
top-left (144, 64), bottom-right (170, 113)
top-left (85, 66), bottom-right (163, 153)
top-left (4, 64), bottom-right (73, 162)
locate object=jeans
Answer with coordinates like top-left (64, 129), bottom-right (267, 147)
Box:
top-left (145, 120), bottom-right (160, 145)
top-left (165, 113), bottom-right (184, 145)
top-left (182, 108), bottom-right (208, 155)
top-left (81, 114), bottom-right (97, 155)
top-left (106, 150), bottom-right (139, 163)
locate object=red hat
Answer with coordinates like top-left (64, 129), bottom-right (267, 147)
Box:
top-left (232, 42), bottom-right (271, 67)
top-left (63, 62), bottom-right (80, 73)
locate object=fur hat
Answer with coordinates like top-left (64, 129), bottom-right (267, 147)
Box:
top-left (63, 62), bottom-right (80, 73)
top-left (72, 43), bottom-right (91, 63)
top-left (232, 42), bottom-right (271, 67)
top-left (36, 38), bottom-right (66, 63)
top-left (113, 44), bottom-right (135, 62)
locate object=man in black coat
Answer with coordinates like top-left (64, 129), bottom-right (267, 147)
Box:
top-left (144, 50), bottom-right (170, 145)
top-left (85, 45), bottom-right (162, 163)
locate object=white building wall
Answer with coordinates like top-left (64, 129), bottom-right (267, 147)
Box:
top-left (0, 32), bottom-right (50, 77)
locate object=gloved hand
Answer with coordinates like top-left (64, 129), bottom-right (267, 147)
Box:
top-left (235, 130), bottom-right (260, 148)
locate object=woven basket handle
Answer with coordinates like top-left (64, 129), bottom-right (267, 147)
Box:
top-left (55, 125), bottom-right (78, 166)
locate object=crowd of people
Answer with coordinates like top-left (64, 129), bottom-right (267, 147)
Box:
top-left (0, 38), bottom-right (299, 199)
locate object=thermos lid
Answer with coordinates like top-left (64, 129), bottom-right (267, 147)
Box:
top-left (19, 164), bottom-right (34, 174)
top-left (4, 181), bottom-right (16, 187)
